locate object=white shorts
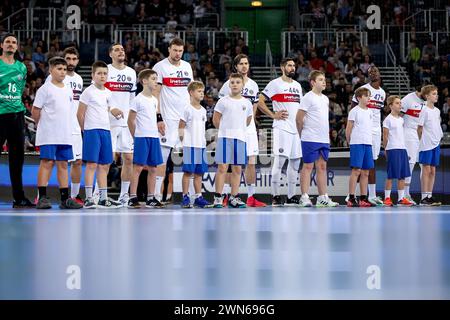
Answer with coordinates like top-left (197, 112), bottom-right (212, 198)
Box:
top-left (246, 131), bottom-right (259, 157)
top-left (111, 126), bottom-right (133, 153)
top-left (159, 119), bottom-right (179, 148)
top-left (372, 130), bottom-right (381, 160)
top-left (404, 128), bottom-right (419, 164)
top-left (70, 134), bottom-right (82, 162)
top-left (272, 128), bottom-right (302, 159)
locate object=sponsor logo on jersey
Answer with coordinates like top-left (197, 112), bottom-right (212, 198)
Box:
top-left (162, 77), bottom-right (191, 87)
top-left (271, 93), bottom-right (300, 103)
top-left (367, 99), bottom-right (384, 110)
top-left (405, 108), bottom-right (421, 118)
top-left (104, 82), bottom-right (134, 92)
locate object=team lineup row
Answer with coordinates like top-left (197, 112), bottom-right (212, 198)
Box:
top-left (0, 36), bottom-right (444, 210)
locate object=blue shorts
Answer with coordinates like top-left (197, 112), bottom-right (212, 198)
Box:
top-left (350, 144), bottom-right (374, 170)
top-left (133, 137), bottom-right (163, 166)
top-left (183, 147), bottom-right (208, 174)
top-left (419, 145), bottom-right (440, 167)
top-left (39, 144), bottom-right (73, 161)
top-left (386, 149), bottom-right (411, 179)
top-left (82, 129), bottom-right (113, 165)
top-left (215, 137), bottom-right (247, 165)
top-left (301, 141), bottom-right (330, 163)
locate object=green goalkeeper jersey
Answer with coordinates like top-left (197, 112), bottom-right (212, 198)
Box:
top-left (0, 59), bottom-right (27, 115)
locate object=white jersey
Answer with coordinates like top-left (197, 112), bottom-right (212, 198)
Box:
top-left (153, 58), bottom-right (193, 121)
top-left (383, 114), bottom-right (406, 150)
top-left (418, 106), bottom-right (443, 151)
top-left (262, 77), bottom-right (303, 134)
top-left (219, 77), bottom-right (259, 134)
top-left (299, 91), bottom-right (330, 144)
top-left (214, 95), bottom-right (253, 142)
top-left (33, 81), bottom-right (73, 146)
top-left (79, 84), bottom-right (113, 131)
top-left (129, 93), bottom-right (159, 138)
top-left (347, 105), bottom-right (373, 145)
top-left (401, 92), bottom-right (424, 130)
top-left (46, 73), bottom-right (83, 135)
top-left (180, 104), bottom-right (207, 148)
top-left (352, 83), bottom-right (386, 132)
top-left (104, 64), bottom-right (137, 127)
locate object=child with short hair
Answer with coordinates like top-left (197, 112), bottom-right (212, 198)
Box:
top-left (418, 85), bottom-right (443, 206)
top-left (297, 70), bottom-right (339, 207)
top-left (213, 73), bottom-right (253, 208)
top-left (179, 81), bottom-right (212, 208)
top-left (345, 87), bottom-right (374, 207)
top-left (32, 57), bottom-right (83, 209)
top-left (77, 61), bottom-right (122, 209)
top-left (127, 69), bottom-right (164, 208)
top-left (382, 95), bottom-right (414, 206)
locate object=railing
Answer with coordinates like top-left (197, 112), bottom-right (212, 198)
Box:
top-left (14, 29), bottom-right (80, 51)
top-left (281, 31), bottom-right (368, 58)
top-left (0, 8), bottom-right (29, 31)
top-left (299, 13), bottom-right (328, 29)
top-left (400, 31), bottom-right (450, 63)
top-left (194, 13), bottom-right (220, 29)
top-left (403, 9), bottom-right (449, 32)
top-left (385, 43), bottom-right (399, 94)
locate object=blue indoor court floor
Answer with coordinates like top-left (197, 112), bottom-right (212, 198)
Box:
top-left (1, 204), bottom-right (450, 300)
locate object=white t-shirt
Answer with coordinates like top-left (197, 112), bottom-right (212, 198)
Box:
top-left (214, 95), bottom-right (253, 142)
top-left (418, 106), bottom-right (443, 151)
top-left (104, 64), bottom-right (137, 127)
top-left (180, 104), bottom-right (207, 148)
top-left (401, 91), bottom-right (424, 130)
top-left (129, 93), bottom-right (159, 138)
top-left (299, 91), bottom-right (330, 144)
top-left (347, 105), bottom-right (373, 145)
top-left (352, 83), bottom-right (386, 132)
top-left (79, 84), bottom-right (113, 131)
top-left (46, 72), bottom-right (83, 135)
top-left (153, 58), bottom-right (193, 121)
top-left (219, 77), bottom-right (259, 135)
top-left (33, 81), bottom-right (73, 146)
top-left (262, 77), bottom-right (303, 134)
top-left (383, 114), bottom-right (406, 150)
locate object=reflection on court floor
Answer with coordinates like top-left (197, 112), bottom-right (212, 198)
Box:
top-left (1, 205), bottom-right (450, 299)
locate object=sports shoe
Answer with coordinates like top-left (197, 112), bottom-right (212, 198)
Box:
top-left (299, 194), bottom-right (313, 207)
top-left (383, 197), bottom-right (394, 207)
top-left (127, 197), bottom-right (141, 209)
top-left (359, 198), bottom-right (373, 207)
top-left (194, 196), bottom-right (213, 208)
top-left (222, 194), bottom-right (229, 207)
top-left (213, 194), bottom-right (224, 208)
top-left (59, 198), bottom-right (83, 209)
top-left (228, 195), bottom-right (246, 208)
top-left (36, 196), bottom-right (52, 209)
top-left (162, 196), bottom-right (173, 205)
top-left (97, 198), bottom-right (122, 209)
top-left (84, 198), bottom-right (97, 209)
top-left (420, 197), bottom-right (433, 206)
top-left (428, 196), bottom-right (442, 206)
top-left (368, 196), bottom-right (384, 206)
top-left (92, 191), bottom-right (100, 205)
top-left (398, 197), bottom-right (414, 206)
top-left (12, 197), bottom-right (36, 208)
top-left (316, 194), bottom-right (339, 207)
top-left (404, 195), bottom-right (417, 206)
top-left (272, 195), bottom-right (284, 207)
top-left (146, 197), bottom-right (164, 208)
top-left (246, 195), bottom-right (267, 207)
top-left (346, 196), bottom-right (359, 207)
top-left (118, 193), bottom-right (130, 207)
top-left (182, 194), bottom-right (192, 208)
top-left (74, 194), bottom-right (84, 206)
top-left (285, 195), bottom-right (301, 206)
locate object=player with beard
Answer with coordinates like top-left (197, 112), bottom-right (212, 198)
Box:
top-left (351, 66), bottom-right (386, 206)
top-left (259, 58), bottom-right (303, 206)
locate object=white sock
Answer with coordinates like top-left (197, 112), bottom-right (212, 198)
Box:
top-left (247, 184), bottom-right (255, 197)
top-left (99, 188), bottom-right (107, 201)
top-left (398, 189), bottom-right (405, 200)
top-left (404, 185), bottom-right (410, 197)
top-left (368, 184), bottom-right (376, 199)
top-left (71, 182), bottom-right (80, 198)
top-left (155, 176), bottom-right (164, 199)
top-left (93, 181), bottom-right (99, 196)
top-left (287, 182), bottom-right (296, 199)
top-left (147, 194), bottom-right (155, 201)
top-left (189, 176), bottom-right (195, 196)
top-left (223, 183), bottom-right (231, 195)
top-left (427, 192), bottom-right (432, 198)
top-left (120, 181), bottom-right (130, 198)
top-left (166, 193), bottom-right (172, 200)
top-left (385, 189), bottom-right (391, 199)
top-left (195, 193), bottom-right (202, 199)
top-left (85, 186), bottom-right (93, 199)
top-left (422, 192), bottom-right (427, 200)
